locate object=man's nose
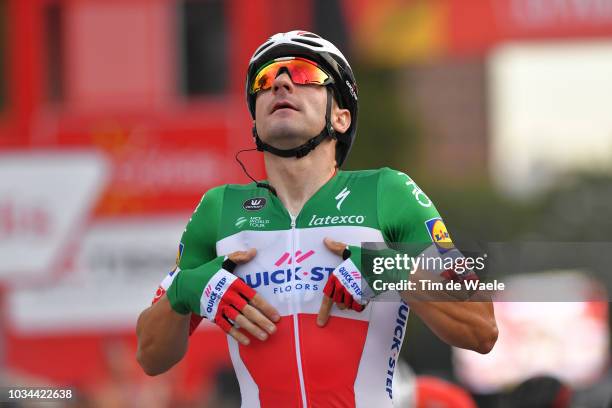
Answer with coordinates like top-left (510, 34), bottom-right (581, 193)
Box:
top-left (272, 72), bottom-right (294, 94)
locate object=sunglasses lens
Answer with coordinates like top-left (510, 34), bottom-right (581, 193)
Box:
top-left (250, 58), bottom-right (330, 94)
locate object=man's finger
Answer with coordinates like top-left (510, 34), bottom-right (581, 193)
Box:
top-left (241, 302), bottom-right (277, 335)
top-left (323, 238), bottom-right (346, 257)
top-left (250, 293), bottom-right (281, 323)
top-left (317, 295), bottom-right (333, 327)
top-left (228, 326), bottom-right (250, 346)
top-left (228, 248), bottom-right (257, 265)
top-left (234, 313), bottom-right (269, 341)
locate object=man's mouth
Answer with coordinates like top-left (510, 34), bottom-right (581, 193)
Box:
top-left (271, 101), bottom-right (298, 113)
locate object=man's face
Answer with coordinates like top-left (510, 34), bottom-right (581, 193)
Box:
top-left (254, 71), bottom-right (328, 149)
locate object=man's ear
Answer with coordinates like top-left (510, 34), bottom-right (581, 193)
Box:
top-left (332, 106), bottom-right (351, 134)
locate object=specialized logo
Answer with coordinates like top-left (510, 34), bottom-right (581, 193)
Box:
top-left (274, 250), bottom-right (315, 266)
top-left (335, 187), bottom-right (350, 210)
top-left (396, 172), bottom-right (432, 208)
top-left (308, 214), bottom-right (365, 226)
top-left (425, 218), bottom-right (453, 253)
top-left (243, 197), bottom-right (267, 211)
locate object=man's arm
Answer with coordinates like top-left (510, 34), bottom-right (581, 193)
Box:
top-left (136, 187), bottom-right (223, 375)
top-left (136, 187), bottom-right (279, 376)
top-left (378, 168), bottom-right (498, 353)
top-left (404, 298), bottom-right (497, 354)
top-left (136, 295), bottom-right (190, 376)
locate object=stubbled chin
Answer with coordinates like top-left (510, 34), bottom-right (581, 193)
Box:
top-left (262, 122), bottom-right (307, 147)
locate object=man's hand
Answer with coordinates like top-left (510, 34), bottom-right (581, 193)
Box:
top-left (165, 248), bottom-right (280, 346)
top-left (223, 249), bottom-right (281, 346)
top-left (317, 238), bottom-right (368, 327)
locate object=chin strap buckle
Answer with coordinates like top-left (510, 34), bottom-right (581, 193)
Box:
top-left (295, 138), bottom-right (317, 158)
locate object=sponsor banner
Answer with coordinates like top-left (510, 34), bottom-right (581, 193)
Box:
top-left (0, 151), bottom-right (108, 283)
top-left (7, 216), bottom-right (215, 333)
top-left (448, 0), bottom-right (612, 55)
top-left (348, 0), bottom-right (612, 61)
top-left (49, 112), bottom-right (262, 215)
top-left (94, 148), bottom-right (242, 215)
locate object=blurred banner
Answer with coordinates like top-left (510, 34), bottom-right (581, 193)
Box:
top-left (350, 0), bottom-right (612, 64)
top-left (1, 0), bottom-right (612, 406)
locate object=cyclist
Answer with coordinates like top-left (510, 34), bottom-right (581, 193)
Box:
top-left (136, 31), bottom-right (498, 408)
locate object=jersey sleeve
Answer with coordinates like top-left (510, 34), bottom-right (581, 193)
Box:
top-left (152, 185), bottom-right (225, 334)
top-left (377, 168), bottom-right (472, 280)
top-left (177, 185), bottom-right (224, 270)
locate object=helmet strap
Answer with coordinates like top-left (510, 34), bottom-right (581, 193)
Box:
top-left (253, 87), bottom-right (336, 159)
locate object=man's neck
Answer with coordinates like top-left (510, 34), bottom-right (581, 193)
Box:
top-left (263, 145), bottom-right (337, 217)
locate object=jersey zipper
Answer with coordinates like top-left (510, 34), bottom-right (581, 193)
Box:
top-left (290, 213), bottom-right (308, 408)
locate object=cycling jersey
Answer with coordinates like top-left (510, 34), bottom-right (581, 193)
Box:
top-left (165, 167), bottom-right (455, 408)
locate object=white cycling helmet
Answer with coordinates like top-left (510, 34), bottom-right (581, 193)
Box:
top-left (246, 30), bottom-right (358, 167)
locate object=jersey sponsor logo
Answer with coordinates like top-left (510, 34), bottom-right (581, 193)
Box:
top-left (244, 266), bottom-right (334, 293)
top-left (153, 286), bottom-right (165, 302)
top-left (396, 172), bottom-right (432, 208)
top-left (425, 218), bottom-right (453, 253)
top-left (307, 214), bottom-right (365, 226)
top-left (386, 301), bottom-right (409, 399)
top-left (170, 242), bottom-right (185, 274)
top-left (335, 187), bottom-right (350, 210)
top-left (235, 216), bottom-right (271, 229)
top-left (274, 250), bottom-right (315, 266)
top-left (243, 197), bottom-right (267, 211)
top-left (205, 276), bottom-right (229, 315)
top-left (176, 242), bottom-right (184, 264)
top-left (235, 217), bottom-right (248, 228)
top-left (337, 266), bottom-right (363, 297)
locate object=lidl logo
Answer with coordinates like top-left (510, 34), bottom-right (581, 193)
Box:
top-left (425, 218), bottom-right (453, 253)
top-left (174, 242), bottom-right (185, 267)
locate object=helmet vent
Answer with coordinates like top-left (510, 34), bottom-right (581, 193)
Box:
top-left (300, 33), bottom-right (321, 39)
top-left (254, 41), bottom-right (274, 58)
top-left (291, 38), bottom-right (323, 47)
